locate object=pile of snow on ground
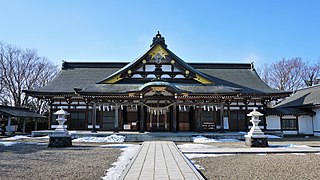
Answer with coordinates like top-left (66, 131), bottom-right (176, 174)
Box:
top-left (186, 153), bottom-right (235, 159)
top-left (2, 135), bottom-right (31, 141)
top-left (265, 134), bottom-right (281, 139)
top-left (0, 142), bottom-right (18, 146)
top-left (193, 136), bottom-right (240, 143)
top-left (73, 135), bottom-right (125, 143)
top-left (269, 144), bottom-right (311, 148)
top-left (177, 143), bottom-right (215, 149)
top-left (0, 141), bottom-right (46, 146)
top-left (102, 144), bottom-right (140, 180)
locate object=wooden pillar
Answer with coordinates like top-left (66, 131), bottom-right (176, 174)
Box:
top-left (85, 102), bottom-right (89, 130)
top-left (66, 98), bottom-right (71, 129)
top-left (114, 103), bottom-right (119, 132)
top-left (172, 104), bottom-right (177, 132)
top-left (48, 100), bottom-right (53, 129)
top-left (262, 101), bottom-right (267, 130)
top-left (22, 119), bottom-right (26, 134)
top-left (123, 106), bottom-right (128, 125)
top-left (197, 105), bottom-right (203, 133)
top-left (220, 104), bottom-right (224, 132)
top-left (91, 102), bottom-right (97, 133)
top-left (244, 100), bottom-right (249, 131)
top-left (7, 116), bottom-right (11, 134)
top-left (34, 118), bottom-right (38, 131)
top-left (139, 105), bottom-right (145, 133)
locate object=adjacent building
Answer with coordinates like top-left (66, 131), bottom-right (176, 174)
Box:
top-left (266, 85), bottom-right (320, 136)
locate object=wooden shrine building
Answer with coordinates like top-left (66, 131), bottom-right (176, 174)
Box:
top-left (25, 32), bottom-right (289, 132)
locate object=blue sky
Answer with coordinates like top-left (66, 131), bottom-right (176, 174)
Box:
top-left (1, 0), bottom-right (319, 67)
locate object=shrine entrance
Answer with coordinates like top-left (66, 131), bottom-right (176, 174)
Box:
top-left (147, 110), bottom-right (170, 131)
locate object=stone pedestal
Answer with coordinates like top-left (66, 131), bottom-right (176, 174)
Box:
top-left (245, 135), bottom-right (269, 147)
top-left (48, 135), bottom-right (72, 147)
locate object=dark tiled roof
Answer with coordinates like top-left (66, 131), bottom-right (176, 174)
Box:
top-left (25, 61), bottom-right (288, 96)
top-left (24, 67), bottom-right (120, 94)
top-left (198, 68), bottom-right (285, 94)
top-left (0, 106), bottom-right (44, 118)
top-left (266, 107), bottom-right (316, 116)
top-left (274, 85), bottom-right (320, 108)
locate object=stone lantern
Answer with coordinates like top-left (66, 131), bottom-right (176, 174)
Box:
top-left (48, 108), bottom-right (72, 147)
top-left (244, 108), bottom-right (268, 147)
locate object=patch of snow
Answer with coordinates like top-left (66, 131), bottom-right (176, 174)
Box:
top-left (68, 131), bottom-right (77, 135)
top-left (265, 134), bottom-right (281, 139)
top-left (269, 144), bottom-right (310, 148)
top-left (34, 136), bottom-right (50, 139)
top-left (256, 153), bottom-right (267, 156)
top-left (177, 143), bottom-right (215, 149)
top-left (73, 135), bottom-right (125, 143)
top-left (100, 144), bottom-right (137, 149)
top-left (192, 136), bottom-right (240, 143)
top-left (185, 153), bottom-right (235, 159)
top-left (238, 131), bottom-right (247, 134)
top-left (102, 144), bottom-right (140, 180)
top-left (0, 141), bottom-right (18, 146)
top-left (2, 135), bottom-right (30, 141)
top-left (290, 153), bottom-right (306, 156)
top-left (314, 153), bottom-right (320, 155)
top-left (0, 141), bottom-right (45, 146)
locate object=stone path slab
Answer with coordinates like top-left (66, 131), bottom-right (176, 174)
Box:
top-left (120, 141), bottom-right (204, 180)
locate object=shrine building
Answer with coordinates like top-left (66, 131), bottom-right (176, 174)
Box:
top-left (25, 32), bottom-right (289, 132)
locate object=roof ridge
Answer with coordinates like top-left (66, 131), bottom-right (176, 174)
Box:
top-left (296, 84), bottom-right (320, 92)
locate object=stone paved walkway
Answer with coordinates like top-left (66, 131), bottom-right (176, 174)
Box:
top-left (120, 141), bottom-right (204, 180)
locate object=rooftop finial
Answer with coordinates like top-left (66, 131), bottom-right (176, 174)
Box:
top-left (151, 31), bottom-right (167, 48)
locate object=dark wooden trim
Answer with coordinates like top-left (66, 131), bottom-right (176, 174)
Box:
top-left (172, 104), bottom-right (177, 132)
top-left (139, 105), bottom-right (145, 133)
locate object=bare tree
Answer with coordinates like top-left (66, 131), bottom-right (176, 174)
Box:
top-left (0, 42), bottom-right (58, 114)
top-left (304, 60), bottom-right (320, 86)
top-left (258, 58), bottom-right (307, 91)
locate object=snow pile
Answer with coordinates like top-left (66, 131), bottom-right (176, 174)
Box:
top-left (73, 135), bottom-right (125, 143)
top-left (177, 143), bottom-right (215, 149)
top-left (2, 135), bottom-right (31, 141)
top-left (186, 153), bottom-right (235, 159)
top-left (102, 144), bottom-right (140, 180)
top-left (269, 144), bottom-right (311, 148)
top-left (193, 136), bottom-right (240, 143)
top-left (0, 141), bottom-right (18, 146)
top-left (100, 144), bottom-right (137, 149)
top-left (34, 136), bottom-right (50, 139)
top-left (265, 134), bottom-right (281, 139)
top-left (0, 141), bottom-right (46, 146)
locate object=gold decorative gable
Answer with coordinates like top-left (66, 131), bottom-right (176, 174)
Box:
top-left (148, 44), bottom-right (169, 60)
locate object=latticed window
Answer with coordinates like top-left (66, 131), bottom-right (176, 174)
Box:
top-left (281, 118), bottom-right (297, 130)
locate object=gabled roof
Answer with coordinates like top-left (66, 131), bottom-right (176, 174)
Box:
top-left (0, 106), bottom-right (44, 118)
top-left (99, 32), bottom-right (214, 85)
top-left (275, 84), bottom-right (320, 108)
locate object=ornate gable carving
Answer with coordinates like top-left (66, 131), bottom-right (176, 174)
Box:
top-left (101, 32), bottom-right (214, 84)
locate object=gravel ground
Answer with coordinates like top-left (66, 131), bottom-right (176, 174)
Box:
top-left (0, 142), bottom-right (121, 180)
top-left (194, 153), bottom-right (320, 180)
